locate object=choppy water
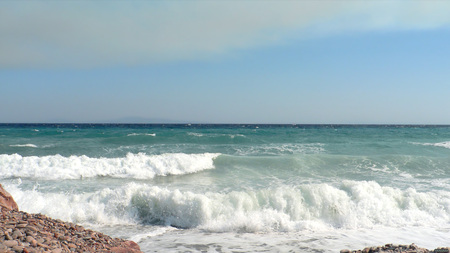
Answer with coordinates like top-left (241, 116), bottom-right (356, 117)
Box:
top-left (1, 124), bottom-right (450, 252)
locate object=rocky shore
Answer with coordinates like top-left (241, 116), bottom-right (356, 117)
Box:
top-left (1, 184), bottom-right (142, 253)
top-left (340, 243), bottom-right (450, 253)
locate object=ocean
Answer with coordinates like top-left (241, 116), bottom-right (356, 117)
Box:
top-left (1, 124), bottom-right (449, 252)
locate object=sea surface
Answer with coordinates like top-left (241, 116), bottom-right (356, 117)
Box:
top-left (1, 124), bottom-right (450, 252)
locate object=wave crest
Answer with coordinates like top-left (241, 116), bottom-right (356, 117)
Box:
top-left (127, 133), bottom-right (156, 137)
top-left (9, 144), bottom-right (38, 148)
top-left (0, 153), bottom-right (220, 180)
top-left (415, 141), bottom-right (450, 149)
top-left (6, 181), bottom-right (449, 232)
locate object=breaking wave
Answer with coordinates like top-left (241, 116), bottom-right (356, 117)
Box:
top-left (9, 144), bottom-right (38, 148)
top-left (5, 181), bottom-right (449, 232)
top-left (0, 153), bottom-right (220, 180)
top-left (415, 141), bottom-right (450, 149)
top-left (127, 133), bottom-right (156, 137)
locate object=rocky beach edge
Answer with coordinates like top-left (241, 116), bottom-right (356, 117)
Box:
top-left (1, 184), bottom-right (142, 253)
top-left (340, 244), bottom-right (450, 253)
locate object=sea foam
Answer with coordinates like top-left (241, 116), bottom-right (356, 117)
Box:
top-left (415, 141), bottom-right (450, 149)
top-left (0, 153), bottom-right (220, 180)
top-left (5, 181), bottom-right (449, 232)
top-left (234, 143), bottom-right (325, 156)
top-left (127, 133), bottom-right (156, 137)
top-left (9, 144), bottom-right (38, 148)
top-left (430, 141), bottom-right (450, 149)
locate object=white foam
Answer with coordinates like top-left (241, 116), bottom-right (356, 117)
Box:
top-left (3, 183), bottom-right (135, 225)
top-left (6, 180), bottom-right (448, 233)
top-left (137, 226), bottom-right (450, 253)
top-left (0, 153), bottom-right (220, 180)
top-left (9, 144), bottom-right (38, 148)
top-left (187, 132), bottom-right (204, 137)
top-left (432, 141), bottom-right (450, 149)
top-left (128, 227), bottom-right (178, 243)
top-left (139, 181), bottom-right (449, 232)
top-left (187, 132), bottom-right (246, 139)
top-left (7, 177), bottom-right (450, 252)
top-left (127, 133), bottom-right (156, 137)
top-left (414, 141), bottom-right (450, 149)
top-left (235, 143), bottom-right (325, 156)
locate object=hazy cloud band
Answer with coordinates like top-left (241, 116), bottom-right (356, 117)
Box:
top-left (1, 1), bottom-right (450, 68)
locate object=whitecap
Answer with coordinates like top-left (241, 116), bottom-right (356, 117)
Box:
top-left (127, 133), bottom-right (156, 137)
top-left (432, 141), bottom-right (450, 149)
top-left (413, 141), bottom-right (450, 149)
top-left (9, 144), bottom-right (38, 148)
top-left (0, 152), bottom-right (220, 180)
top-left (187, 132), bottom-right (204, 137)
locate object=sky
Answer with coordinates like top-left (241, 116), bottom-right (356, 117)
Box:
top-left (1, 0), bottom-right (450, 124)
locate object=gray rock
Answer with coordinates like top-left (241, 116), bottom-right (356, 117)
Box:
top-left (11, 230), bottom-right (23, 240)
top-left (12, 245), bottom-right (24, 252)
top-left (3, 240), bottom-right (18, 247)
top-left (25, 236), bottom-right (34, 243)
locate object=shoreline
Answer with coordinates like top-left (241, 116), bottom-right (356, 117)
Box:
top-left (1, 184), bottom-right (142, 253)
top-left (1, 209), bottom-right (142, 253)
top-left (341, 244), bottom-right (450, 253)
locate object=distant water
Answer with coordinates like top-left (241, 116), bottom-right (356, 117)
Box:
top-left (1, 124), bottom-right (450, 252)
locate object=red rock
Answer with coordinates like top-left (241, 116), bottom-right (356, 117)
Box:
top-left (0, 184), bottom-right (19, 211)
top-left (124, 241), bottom-right (140, 250)
top-left (110, 240), bottom-right (142, 253)
top-left (30, 240), bottom-right (37, 247)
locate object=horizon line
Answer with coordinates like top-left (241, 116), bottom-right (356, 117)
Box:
top-left (1, 123), bottom-right (450, 127)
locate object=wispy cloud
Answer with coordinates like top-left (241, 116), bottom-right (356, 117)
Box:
top-left (1, 1), bottom-right (450, 68)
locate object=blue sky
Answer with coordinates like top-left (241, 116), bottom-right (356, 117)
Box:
top-left (1, 1), bottom-right (450, 124)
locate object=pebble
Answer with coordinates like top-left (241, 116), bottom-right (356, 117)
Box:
top-left (17, 224), bottom-right (27, 228)
top-left (25, 236), bottom-right (34, 243)
top-left (3, 240), bottom-right (18, 247)
top-left (12, 230), bottom-right (23, 239)
top-left (341, 243), bottom-right (450, 253)
top-left (12, 245), bottom-right (24, 252)
top-left (1, 207), bottom-right (142, 253)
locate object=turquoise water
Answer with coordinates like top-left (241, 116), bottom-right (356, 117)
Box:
top-left (1, 124), bottom-right (450, 252)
